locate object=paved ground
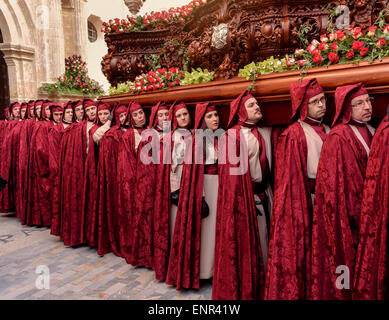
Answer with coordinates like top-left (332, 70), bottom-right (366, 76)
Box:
top-left (0, 212), bottom-right (212, 300)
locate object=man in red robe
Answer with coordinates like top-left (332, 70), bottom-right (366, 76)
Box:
top-left (25, 102), bottom-right (63, 227)
top-left (50, 99), bottom-right (98, 246)
top-left (353, 108), bottom-right (389, 300)
top-left (212, 91), bottom-right (273, 300)
top-left (84, 102), bottom-right (113, 248)
top-left (16, 100), bottom-right (41, 223)
top-left (117, 102), bottom-right (148, 264)
top-left (96, 103), bottom-right (129, 256)
top-left (311, 83), bottom-right (375, 300)
top-left (265, 78), bottom-right (330, 300)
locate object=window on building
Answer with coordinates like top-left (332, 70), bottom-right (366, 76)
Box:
top-left (88, 21), bottom-right (97, 43)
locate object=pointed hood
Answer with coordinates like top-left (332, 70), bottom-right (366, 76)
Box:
top-left (94, 102), bottom-right (112, 125)
top-left (227, 90), bottom-right (255, 128)
top-left (332, 83), bottom-right (368, 127)
top-left (290, 78), bottom-right (324, 121)
top-left (169, 101), bottom-right (188, 130)
top-left (149, 101), bottom-right (169, 129)
top-left (194, 103), bottom-right (217, 130)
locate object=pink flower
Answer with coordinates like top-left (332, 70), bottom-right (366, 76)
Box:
top-left (377, 38), bottom-right (386, 48)
top-left (320, 34), bottom-right (329, 42)
top-left (297, 59), bottom-right (308, 66)
top-left (307, 44), bottom-right (316, 53)
top-left (294, 48), bottom-right (305, 58)
top-left (286, 57), bottom-right (295, 67)
top-left (329, 32), bottom-right (336, 41)
top-left (318, 42), bottom-right (329, 51)
top-left (368, 26), bottom-right (377, 37)
top-left (330, 42), bottom-right (339, 51)
top-left (352, 27), bottom-right (362, 39)
top-left (335, 30), bottom-right (346, 41)
top-left (352, 40), bottom-right (364, 51)
top-left (346, 50), bottom-right (354, 59)
top-left (311, 48), bottom-right (319, 56)
top-left (360, 47), bottom-right (369, 56)
top-left (313, 54), bottom-right (323, 64)
top-left (311, 39), bottom-right (320, 47)
top-left (384, 25), bottom-right (389, 34)
top-left (328, 52), bottom-right (339, 64)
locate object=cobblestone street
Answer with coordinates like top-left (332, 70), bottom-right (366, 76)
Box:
top-left (0, 212), bottom-right (212, 300)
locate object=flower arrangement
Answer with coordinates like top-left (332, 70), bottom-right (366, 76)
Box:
top-left (101, 0), bottom-right (207, 34)
top-left (108, 81), bottom-right (135, 95)
top-left (131, 68), bottom-right (185, 93)
top-left (180, 68), bottom-right (214, 86)
top-left (40, 55), bottom-right (104, 97)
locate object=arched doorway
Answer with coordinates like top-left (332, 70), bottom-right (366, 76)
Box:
top-left (0, 29), bottom-right (10, 119)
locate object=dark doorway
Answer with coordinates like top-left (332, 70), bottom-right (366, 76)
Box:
top-left (0, 29), bottom-right (10, 119)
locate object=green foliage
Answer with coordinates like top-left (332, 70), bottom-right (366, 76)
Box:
top-left (145, 54), bottom-right (162, 70)
top-left (108, 81), bottom-right (135, 95)
top-left (180, 68), bottom-right (214, 86)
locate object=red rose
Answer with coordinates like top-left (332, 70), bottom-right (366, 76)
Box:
top-left (102, 22), bottom-right (108, 27)
top-left (376, 38), bottom-right (386, 48)
top-left (328, 52), bottom-right (339, 64)
top-left (360, 47), bottom-right (369, 56)
top-left (312, 54), bottom-right (323, 64)
top-left (112, 24), bottom-right (118, 31)
top-left (114, 18), bottom-right (120, 23)
top-left (346, 50), bottom-right (354, 59)
top-left (318, 42), bottom-right (328, 51)
top-left (352, 40), bottom-right (364, 51)
top-left (168, 82), bottom-right (174, 87)
top-left (335, 30), bottom-right (346, 41)
top-left (121, 19), bottom-right (126, 25)
top-left (311, 48), bottom-right (319, 56)
top-left (175, 79), bottom-right (180, 85)
top-left (330, 42), bottom-right (339, 51)
top-left (166, 73), bottom-right (171, 80)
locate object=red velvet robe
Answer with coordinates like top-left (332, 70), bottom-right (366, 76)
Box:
top-left (212, 125), bottom-right (265, 300)
top-left (129, 129), bottom-right (160, 268)
top-left (83, 124), bottom-right (100, 247)
top-left (165, 131), bottom-right (206, 290)
top-left (0, 120), bottom-right (23, 213)
top-left (117, 127), bottom-right (142, 263)
top-left (353, 116), bottom-right (389, 300)
top-left (311, 123), bottom-right (372, 300)
top-left (265, 122), bottom-right (313, 300)
top-left (96, 125), bottom-right (125, 257)
top-left (25, 120), bottom-right (56, 226)
top-left (50, 121), bottom-right (88, 246)
top-left (16, 119), bottom-right (37, 223)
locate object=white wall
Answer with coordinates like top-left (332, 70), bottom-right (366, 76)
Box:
top-left (85, 0), bottom-right (192, 93)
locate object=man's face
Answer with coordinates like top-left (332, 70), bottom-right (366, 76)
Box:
top-left (53, 111), bottom-right (63, 124)
top-left (119, 112), bottom-right (127, 125)
top-left (21, 108), bottom-right (27, 119)
top-left (85, 106), bottom-right (97, 121)
top-left (307, 92), bottom-right (327, 120)
top-left (175, 108), bottom-right (190, 129)
top-left (74, 105), bottom-right (84, 122)
top-left (63, 109), bottom-right (73, 123)
top-left (204, 110), bottom-right (219, 131)
top-left (351, 94), bottom-right (373, 123)
top-left (244, 97), bottom-right (262, 124)
top-left (98, 109), bottom-right (110, 125)
top-left (35, 105), bottom-right (42, 119)
top-left (132, 109), bottom-right (146, 127)
top-left (12, 106), bottom-right (21, 119)
top-left (157, 109), bottom-right (169, 128)
top-left (30, 107), bottom-right (36, 118)
top-left (44, 106), bottom-right (51, 119)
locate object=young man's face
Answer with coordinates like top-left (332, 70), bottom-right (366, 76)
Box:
top-left (63, 109), bottom-right (73, 123)
top-left (98, 109), bottom-right (110, 125)
top-left (74, 105), bottom-right (84, 122)
top-left (12, 106), bottom-right (21, 119)
top-left (20, 108), bottom-right (27, 119)
top-left (35, 105), bottom-right (42, 119)
top-left (85, 106), bottom-right (97, 121)
top-left (53, 111), bottom-right (63, 124)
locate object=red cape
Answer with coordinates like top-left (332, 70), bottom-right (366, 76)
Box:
top-left (311, 123), bottom-right (371, 300)
top-left (16, 119), bottom-right (37, 223)
top-left (83, 124), bottom-right (100, 247)
top-left (265, 122), bottom-right (312, 300)
top-left (212, 125), bottom-right (264, 300)
top-left (50, 121), bottom-right (88, 246)
top-left (96, 126), bottom-right (125, 257)
top-left (25, 120), bottom-right (55, 226)
top-left (117, 127), bottom-right (140, 263)
top-left (353, 116), bottom-right (389, 300)
top-left (165, 131), bottom-right (204, 290)
top-left (0, 120), bottom-right (23, 212)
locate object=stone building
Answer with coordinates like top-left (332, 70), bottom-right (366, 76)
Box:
top-left (0, 0), bottom-right (129, 119)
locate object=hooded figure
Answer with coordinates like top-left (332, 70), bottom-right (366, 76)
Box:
top-left (50, 99), bottom-right (98, 246)
top-left (84, 102), bottom-right (112, 248)
top-left (212, 90), bottom-right (273, 300)
top-left (166, 103), bottom-right (220, 290)
top-left (96, 103), bottom-right (129, 256)
top-left (265, 78), bottom-right (330, 300)
top-left (311, 83), bottom-right (376, 300)
top-left (152, 101), bottom-right (192, 281)
top-left (117, 101), bottom-right (148, 263)
top-left (128, 102), bottom-right (170, 269)
top-left (353, 108), bottom-right (389, 300)
top-left (0, 102), bottom-right (23, 213)
top-left (25, 101), bottom-right (58, 226)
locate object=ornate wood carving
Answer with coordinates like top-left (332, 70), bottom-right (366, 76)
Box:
top-left (102, 0), bottom-right (389, 86)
